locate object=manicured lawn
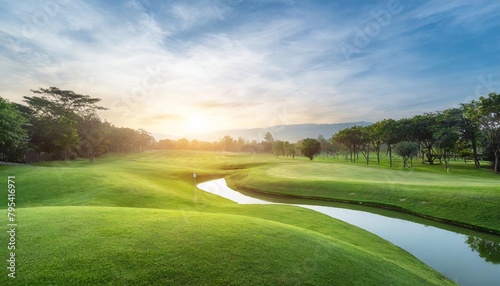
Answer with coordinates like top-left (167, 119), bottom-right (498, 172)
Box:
top-left (227, 154), bottom-right (500, 233)
top-left (0, 151), bottom-right (453, 285)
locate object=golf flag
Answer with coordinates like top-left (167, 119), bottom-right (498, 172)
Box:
top-left (193, 172), bottom-right (197, 178)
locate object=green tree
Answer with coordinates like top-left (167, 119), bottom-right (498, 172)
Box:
top-left (300, 138), bottom-right (321, 160)
top-left (272, 140), bottom-right (286, 157)
top-left (333, 127), bottom-right (363, 163)
top-left (53, 117), bottom-right (80, 160)
top-left (284, 141), bottom-right (296, 159)
top-left (378, 119), bottom-right (400, 167)
top-left (466, 236), bottom-right (500, 264)
top-left (262, 131), bottom-right (274, 153)
top-left (0, 97), bottom-right (28, 162)
top-left (367, 123), bottom-right (383, 165)
top-left (460, 104), bottom-right (482, 169)
top-left (77, 114), bottom-right (111, 162)
top-left (474, 93), bottom-right (500, 173)
top-left (434, 109), bottom-right (462, 172)
top-left (409, 114), bottom-right (440, 164)
top-left (394, 141), bottom-right (419, 168)
top-left (317, 135), bottom-right (331, 157)
top-left (23, 87), bottom-right (106, 159)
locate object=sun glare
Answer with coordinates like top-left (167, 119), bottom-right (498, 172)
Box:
top-left (187, 114), bottom-right (209, 134)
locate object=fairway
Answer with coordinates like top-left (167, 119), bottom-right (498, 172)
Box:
top-left (0, 151), bottom-right (454, 285)
top-left (228, 156), bottom-right (500, 233)
top-left (266, 162), bottom-right (500, 187)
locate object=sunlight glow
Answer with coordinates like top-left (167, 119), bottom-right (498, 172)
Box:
top-left (187, 114), bottom-right (209, 134)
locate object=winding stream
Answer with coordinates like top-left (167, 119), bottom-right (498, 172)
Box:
top-left (198, 178), bottom-right (500, 286)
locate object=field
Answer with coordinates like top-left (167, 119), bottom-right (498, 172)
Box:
top-left (0, 151), bottom-right (455, 285)
top-left (228, 154), bottom-right (500, 233)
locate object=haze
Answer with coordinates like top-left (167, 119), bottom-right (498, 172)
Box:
top-left (1, 0), bottom-right (499, 137)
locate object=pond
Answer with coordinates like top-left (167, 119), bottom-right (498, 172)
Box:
top-left (198, 178), bottom-right (500, 286)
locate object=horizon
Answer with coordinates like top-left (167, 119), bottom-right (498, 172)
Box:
top-left (1, 1), bottom-right (499, 137)
top-left (154, 120), bottom-right (373, 141)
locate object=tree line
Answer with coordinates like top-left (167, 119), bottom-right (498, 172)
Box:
top-left (156, 131), bottom-right (321, 161)
top-left (0, 87), bottom-right (154, 162)
top-left (2, 87), bottom-right (498, 172)
top-left (330, 93), bottom-right (500, 173)
top-left (155, 92), bottom-right (500, 174)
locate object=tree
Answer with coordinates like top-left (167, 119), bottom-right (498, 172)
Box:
top-left (219, 135), bottom-right (235, 151)
top-left (264, 131), bottom-right (274, 142)
top-left (333, 127), bottom-right (362, 163)
top-left (272, 140), bottom-right (286, 157)
top-left (23, 87), bottom-right (106, 159)
top-left (27, 87), bottom-right (106, 117)
top-left (394, 141), bottom-right (419, 168)
top-left (379, 118), bottom-right (401, 167)
top-left (0, 97), bottom-right (28, 162)
top-left (137, 129), bottom-right (155, 151)
top-left (368, 122), bottom-right (384, 165)
top-left (474, 93), bottom-right (500, 173)
top-left (359, 126), bottom-right (371, 165)
top-left (410, 114), bottom-right (440, 164)
top-left (77, 114), bottom-right (111, 162)
top-left (317, 135), bottom-right (331, 156)
top-left (466, 236), bottom-right (500, 264)
top-left (300, 138), bottom-right (321, 160)
top-left (433, 109), bottom-right (462, 172)
top-left (285, 142), bottom-right (296, 159)
top-left (460, 104), bottom-right (482, 169)
top-left (262, 131), bottom-right (274, 153)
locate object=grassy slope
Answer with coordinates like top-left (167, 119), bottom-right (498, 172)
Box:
top-left (0, 151), bottom-right (453, 285)
top-left (227, 154), bottom-right (500, 233)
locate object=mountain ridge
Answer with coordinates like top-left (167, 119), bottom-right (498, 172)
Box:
top-left (154, 121), bottom-right (372, 143)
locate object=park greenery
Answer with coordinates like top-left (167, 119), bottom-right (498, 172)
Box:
top-left (1, 87), bottom-right (499, 284)
top-left (0, 151), bottom-right (455, 285)
top-left (0, 87), bottom-right (154, 162)
top-left (1, 87), bottom-right (499, 174)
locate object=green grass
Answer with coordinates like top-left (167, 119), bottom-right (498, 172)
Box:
top-left (227, 154), bottom-right (500, 233)
top-left (0, 151), bottom-right (454, 285)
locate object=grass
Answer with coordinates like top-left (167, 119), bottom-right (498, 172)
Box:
top-left (0, 151), bottom-right (453, 285)
top-left (227, 154), bottom-right (500, 233)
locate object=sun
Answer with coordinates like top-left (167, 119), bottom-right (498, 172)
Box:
top-left (187, 114), bottom-right (209, 134)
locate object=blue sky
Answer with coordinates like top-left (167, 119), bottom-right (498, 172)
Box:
top-left (1, 0), bottom-right (499, 136)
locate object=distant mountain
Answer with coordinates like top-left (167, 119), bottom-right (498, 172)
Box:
top-left (152, 133), bottom-right (180, 140)
top-left (182, 122), bottom-right (372, 143)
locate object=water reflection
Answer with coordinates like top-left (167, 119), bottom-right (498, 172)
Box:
top-left (466, 236), bottom-right (500, 264)
top-left (198, 179), bottom-right (500, 285)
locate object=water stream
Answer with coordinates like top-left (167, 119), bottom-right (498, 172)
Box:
top-left (198, 178), bottom-right (500, 286)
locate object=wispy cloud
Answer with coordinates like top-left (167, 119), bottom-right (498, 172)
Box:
top-left (1, 0), bottom-right (499, 137)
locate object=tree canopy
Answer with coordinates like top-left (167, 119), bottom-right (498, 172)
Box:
top-left (0, 97), bottom-right (28, 162)
top-left (300, 138), bottom-right (321, 160)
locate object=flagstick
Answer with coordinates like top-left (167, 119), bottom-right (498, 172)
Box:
top-left (193, 172), bottom-right (197, 204)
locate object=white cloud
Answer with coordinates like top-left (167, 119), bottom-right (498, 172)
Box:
top-left (0, 1), bottom-right (499, 136)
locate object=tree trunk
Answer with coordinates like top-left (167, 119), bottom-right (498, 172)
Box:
top-left (377, 147), bottom-right (380, 165)
top-left (389, 146), bottom-right (393, 167)
top-left (494, 146), bottom-right (500, 174)
top-left (444, 151), bottom-right (449, 172)
top-left (471, 136), bottom-right (480, 169)
top-left (366, 143), bottom-right (370, 165)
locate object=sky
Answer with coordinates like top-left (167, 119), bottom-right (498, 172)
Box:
top-left (1, 0), bottom-right (499, 137)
